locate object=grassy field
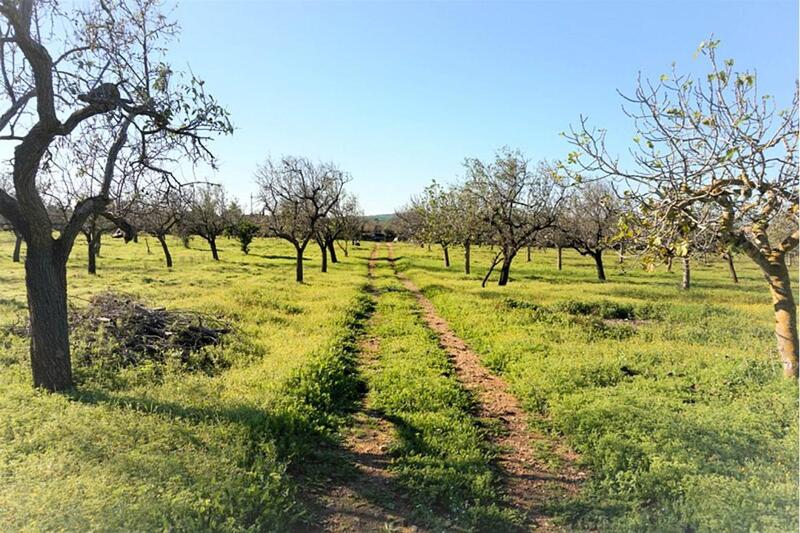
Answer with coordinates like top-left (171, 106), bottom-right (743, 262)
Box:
top-left (0, 232), bottom-right (797, 531)
top-left (395, 243), bottom-right (798, 531)
top-left (0, 232), bottom-right (372, 530)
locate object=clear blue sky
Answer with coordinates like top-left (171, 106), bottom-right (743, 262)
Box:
top-left (169, 0), bottom-right (799, 215)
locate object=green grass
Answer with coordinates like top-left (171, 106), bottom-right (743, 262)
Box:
top-left (395, 243), bottom-right (799, 532)
top-left (0, 232), bottom-right (371, 530)
top-left (362, 248), bottom-right (520, 530)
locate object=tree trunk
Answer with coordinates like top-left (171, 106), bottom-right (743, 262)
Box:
top-left (726, 253), bottom-right (739, 284)
top-left (327, 239), bottom-right (338, 263)
top-left (593, 250), bottom-right (606, 281)
top-left (87, 234), bottom-right (97, 275)
top-left (295, 245), bottom-right (305, 283)
top-left (26, 242), bottom-right (73, 391)
top-left (667, 256), bottom-right (673, 272)
top-left (765, 257), bottom-right (799, 378)
top-left (681, 256), bottom-right (691, 290)
top-left (12, 232), bottom-right (22, 262)
top-left (319, 241), bottom-right (328, 273)
top-left (208, 236), bottom-right (219, 261)
top-left (464, 241), bottom-right (471, 275)
top-left (526, 245), bottom-right (531, 262)
top-left (557, 246), bottom-right (562, 271)
top-left (157, 234), bottom-right (173, 268)
top-left (443, 246), bottom-right (450, 267)
top-left (618, 244), bottom-right (624, 263)
top-left (145, 236), bottom-right (152, 255)
top-left (94, 232), bottom-right (102, 257)
top-left (498, 252), bottom-right (514, 286)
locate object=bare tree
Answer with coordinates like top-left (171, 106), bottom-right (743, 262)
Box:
top-left (183, 185), bottom-right (233, 261)
top-left (565, 40), bottom-right (799, 377)
top-left (134, 188), bottom-right (189, 268)
top-left (255, 156), bottom-right (349, 282)
top-left (0, 0), bottom-right (231, 391)
top-left (465, 148), bottom-right (565, 286)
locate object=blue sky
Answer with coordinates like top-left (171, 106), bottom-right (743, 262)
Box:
top-left (169, 0), bottom-right (799, 215)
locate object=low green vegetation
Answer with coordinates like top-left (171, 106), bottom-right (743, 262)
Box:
top-left (0, 232), bottom-right (370, 530)
top-left (363, 248), bottom-right (520, 530)
top-left (395, 243), bottom-right (798, 532)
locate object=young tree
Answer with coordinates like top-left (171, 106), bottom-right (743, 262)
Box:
top-left (0, 0), bottom-right (231, 391)
top-left (565, 41), bottom-right (799, 377)
top-left (558, 182), bottom-right (620, 281)
top-left (465, 148), bottom-right (565, 286)
top-left (255, 156), bottom-right (349, 282)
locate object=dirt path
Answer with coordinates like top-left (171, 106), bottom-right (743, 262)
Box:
top-left (387, 244), bottom-right (586, 530)
top-left (302, 246), bottom-right (423, 532)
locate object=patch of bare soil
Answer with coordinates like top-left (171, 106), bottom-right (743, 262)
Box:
top-left (300, 246), bottom-right (424, 532)
top-left (387, 244), bottom-right (587, 531)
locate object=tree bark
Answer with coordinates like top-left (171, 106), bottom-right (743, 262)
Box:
top-left (26, 242), bottom-right (73, 391)
top-left (12, 232), bottom-right (22, 262)
top-left (681, 256), bottom-right (691, 290)
top-left (498, 252), bottom-right (514, 286)
top-left (157, 234), bottom-right (173, 268)
top-left (593, 250), bottom-right (606, 281)
top-left (319, 241), bottom-right (328, 273)
top-left (464, 241), bottom-right (471, 275)
top-left (765, 257), bottom-right (799, 378)
top-left (295, 245), bottom-right (305, 282)
top-left (208, 236), bottom-right (219, 261)
top-left (557, 246), bottom-right (563, 271)
top-left (327, 239), bottom-right (338, 263)
top-left (726, 253), bottom-right (739, 284)
top-left (443, 245), bottom-right (450, 268)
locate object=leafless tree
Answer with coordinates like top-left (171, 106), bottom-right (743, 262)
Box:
top-left (0, 0), bottom-right (231, 391)
top-left (255, 156), bottom-right (349, 282)
top-left (564, 40), bottom-right (799, 377)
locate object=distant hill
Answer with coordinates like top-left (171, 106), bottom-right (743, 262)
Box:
top-left (364, 213), bottom-right (395, 223)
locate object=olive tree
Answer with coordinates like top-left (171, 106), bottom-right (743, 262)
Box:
top-left (255, 156), bottom-right (348, 282)
top-left (0, 0), bottom-right (231, 391)
top-left (565, 40), bottom-right (799, 377)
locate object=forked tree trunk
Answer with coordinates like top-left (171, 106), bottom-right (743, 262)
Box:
top-left (556, 246), bottom-right (563, 271)
top-left (327, 239), bottom-right (338, 263)
top-left (295, 245), bottom-right (305, 282)
top-left (26, 242), bottom-right (73, 391)
top-left (157, 234), bottom-right (173, 268)
top-left (764, 257), bottom-right (799, 378)
top-left (681, 257), bottom-right (691, 290)
top-left (464, 240), bottom-right (471, 275)
top-left (208, 236), bottom-right (219, 261)
top-left (593, 250), bottom-right (606, 281)
top-left (726, 253), bottom-right (739, 284)
top-left (443, 245), bottom-right (450, 267)
top-left (12, 232), bottom-right (22, 262)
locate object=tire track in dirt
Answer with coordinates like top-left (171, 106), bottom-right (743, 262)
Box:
top-left (387, 243), bottom-right (586, 531)
top-left (302, 245), bottom-right (424, 532)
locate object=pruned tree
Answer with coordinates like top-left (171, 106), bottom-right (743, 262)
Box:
top-left (0, 0), bottom-right (231, 391)
top-left (557, 182), bottom-right (621, 281)
top-left (255, 156), bottom-right (349, 282)
top-left (465, 148), bottom-right (566, 286)
top-left (565, 39), bottom-right (799, 377)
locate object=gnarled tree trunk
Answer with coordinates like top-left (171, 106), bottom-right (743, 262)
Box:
top-left (764, 257), bottom-right (799, 378)
top-left (26, 241), bottom-right (72, 391)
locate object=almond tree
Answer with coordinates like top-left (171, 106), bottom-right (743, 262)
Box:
top-left (565, 40), bottom-right (799, 377)
top-left (0, 0), bottom-right (231, 391)
top-left (255, 156), bottom-right (348, 282)
top-left (465, 148), bottom-right (565, 286)
top-left (183, 185), bottom-right (233, 261)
